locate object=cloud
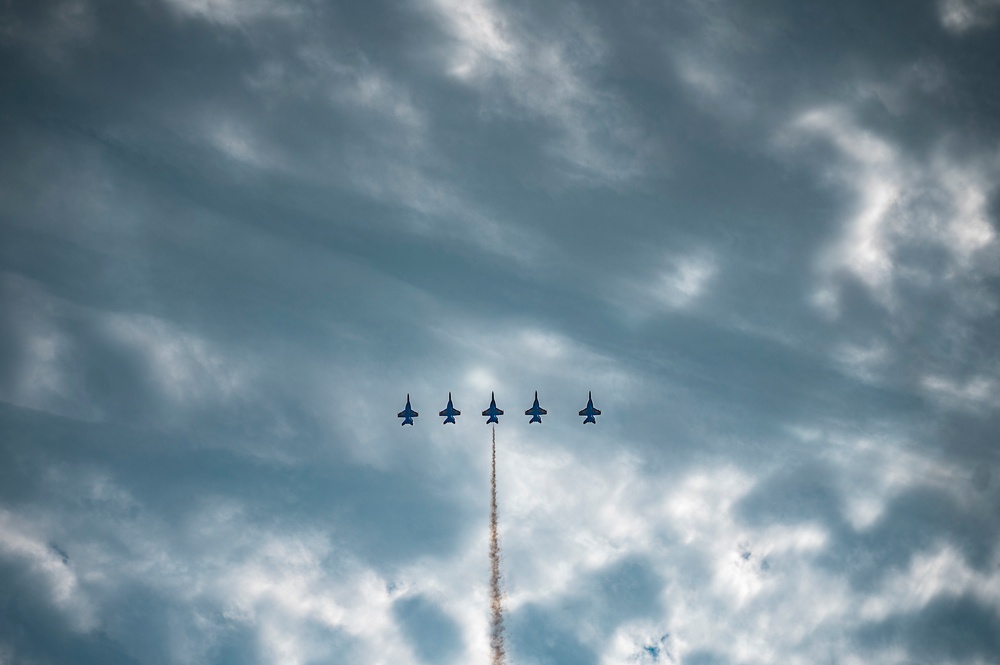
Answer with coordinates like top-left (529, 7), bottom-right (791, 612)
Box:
top-left (0, 0), bottom-right (96, 63)
top-left (856, 593), bottom-right (1000, 663)
top-left (0, 509), bottom-right (96, 632)
top-left (428, 0), bottom-right (651, 183)
top-left (0, 273), bottom-right (256, 425)
top-left (0, 435), bottom-right (473, 664)
top-left (921, 372), bottom-right (1000, 412)
top-left (859, 543), bottom-right (1000, 624)
top-left (101, 312), bottom-right (252, 407)
top-left (938, 0), bottom-right (1000, 33)
top-left (653, 252), bottom-right (718, 310)
top-left (788, 106), bottom-right (998, 314)
top-left (393, 594), bottom-right (463, 664)
top-left (158, 0), bottom-right (304, 26)
top-left (2, 1), bottom-right (1000, 663)
top-left (772, 102), bottom-right (1000, 408)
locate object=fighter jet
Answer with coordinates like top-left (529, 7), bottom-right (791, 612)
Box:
top-left (439, 392), bottom-right (461, 424)
top-left (578, 391), bottom-right (601, 424)
top-left (524, 391), bottom-right (547, 424)
top-left (482, 392), bottom-right (504, 424)
top-left (397, 394), bottom-right (418, 426)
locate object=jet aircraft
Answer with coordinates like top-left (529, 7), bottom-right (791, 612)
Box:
top-left (579, 391), bottom-right (601, 424)
top-left (482, 392), bottom-right (504, 424)
top-left (524, 391), bottom-right (547, 423)
top-left (439, 392), bottom-right (461, 424)
top-left (397, 394), bottom-right (418, 426)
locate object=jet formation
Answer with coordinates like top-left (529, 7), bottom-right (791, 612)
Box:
top-left (397, 391), bottom-right (600, 425)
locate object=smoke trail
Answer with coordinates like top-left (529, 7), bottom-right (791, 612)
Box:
top-left (490, 424), bottom-right (507, 665)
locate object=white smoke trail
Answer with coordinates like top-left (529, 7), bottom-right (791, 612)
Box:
top-left (490, 424), bottom-right (507, 665)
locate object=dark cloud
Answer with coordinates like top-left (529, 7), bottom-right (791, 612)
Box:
top-left (393, 594), bottom-right (463, 664)
top-left (683, 651), bottom-right (731, 665)
top-left (0, 558), bottom-right (140, 665)
top-left (827, 485), bottom-right (1000, 587)
top-left (856, 593), bottom-right (1000, 663)
top-left (508, 555), bottom-right (664, 663)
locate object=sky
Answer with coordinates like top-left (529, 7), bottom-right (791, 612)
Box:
top-left (1, 0), bottom-right (1000, 663)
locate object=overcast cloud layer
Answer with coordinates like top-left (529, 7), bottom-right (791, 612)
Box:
top-left (2, 1), bottom-right (1000, 663)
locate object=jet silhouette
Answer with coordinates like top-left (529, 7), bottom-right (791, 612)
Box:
top-left (439, 392), bottom-right (461, 424)
top-left (482, 392), bottom-right (504, 424)
top-left (579, 391), bottom-right (601, 424)
top-left (397, 394), bottom-right (418, 426)
top-left (524, 391), bottom-right (547, 424)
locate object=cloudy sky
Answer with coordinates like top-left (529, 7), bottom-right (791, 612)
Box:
top-left (2, 0), bottom-right (1000, 663)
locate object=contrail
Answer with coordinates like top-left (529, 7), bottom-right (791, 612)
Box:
top-left (489, 424), bottom-right (507, 665)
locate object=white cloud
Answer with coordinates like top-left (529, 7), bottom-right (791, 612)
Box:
top-left (428, 322), bottom-right (635, 409)
top-left (227, 49), bottom-right (427, 178)
top-left (0, 509), bottom-right (97, 632)
top-left (428, 0), bottom-right (651, 183)
top-left (921, 372), bottom-right (1000, 412)
top-left (832, 339), bottom-right (891, 384)
top-left (860, 543), bottom-right (1000, 622)
top-left (673, 51), bottom-right (758, 123)
top-left (207, 118), bottom-right (270, 167)
top-left (285, 46), bottom-right (426, 134)
top-left (789, 106), bottom-right (999, 317)
top-left (654, 252), bottom-right (718, 310)
top-left (3, 471), bottom-right (428, 664)
top-left (0, 274), bottom-right (96, 420)
top-left (159, 0), bottom-right (302, 26)
top-left (242, 43), bottom-right (543, 266)
top-left (0, 274), bottom-right (256, 426)
top-left (434, 0), bottom-right (517, 81)
top-left (102, 312), bottom-right (252, 406)
top-left (609, 250), bottom-right (719, 321)
top-left (938, 0), bottom-right (1000, 32)
top-left (804, 427), bottom-right (973, 531)
top-left (2, 411), bottom-right (986, 665)
top-left (215, 536), bottom-right (414, 665)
